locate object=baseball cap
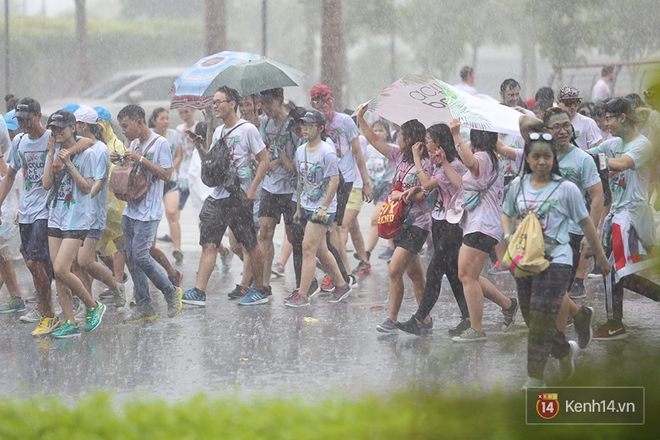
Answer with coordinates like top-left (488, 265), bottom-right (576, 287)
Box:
top-left (310, 84), bottom-right (333, 100)
top-left (300, 109), bottom-right (326, 126)
top-left (558, 86), bottom-right (582, 101)
top-left (62, 103), bottom-right (81, 114)
top-left (94, 106), bottom-right (112, 122)
top-left (74, 105), bottom-right (99, 124)
top-left (4, 110), bottom-right (19, 131)
top-left (14, 97), bottom-right (41, 119)
top-left (47, 109), bottom-right (76, 129)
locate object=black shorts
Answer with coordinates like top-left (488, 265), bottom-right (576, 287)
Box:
top-left (199, 196), bottom-right (258, 249)
top-left (568, 233), bottom-right (583, 289)
top-left (463, 232), bottom-right (499, 254)
top-left (585, 154), bottom-right (612, 208)
top-left (47, 228), bottom-right (88, 241)
top-left (258, 190), bottom-right (296, 224)
top-left (334, 181), bottom-right (353, 226)
top-left (393, 225), bottom-right (429, 254)
top-left (19, 219), bottom-right (50, 262)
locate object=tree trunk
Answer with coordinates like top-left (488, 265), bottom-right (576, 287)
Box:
top-left (205, 0), bottom-right (226, 56)
top-left (321, 0), bottom-right (343, 109)
top-left (75, 0), bottom-right (91, 93)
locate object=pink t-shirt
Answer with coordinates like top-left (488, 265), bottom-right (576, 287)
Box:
top-left (431, 159), bottom-right (466, 221)
top-left (389, 147), bottom-right (432, 231)
top-left (461, 151), bottom-right (504, 240)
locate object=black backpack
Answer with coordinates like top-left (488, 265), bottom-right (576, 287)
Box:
top-left (200, 122), bottom-right (247, 188)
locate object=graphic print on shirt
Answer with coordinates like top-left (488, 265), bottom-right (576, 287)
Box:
top-left (609, 168), bottom-right (626, 193)
top-left (19, 149), bottom-right (48, 192)
top-left (559, 165), bottom-right (578, 183)
top-left (300, 158), bottom-right (328, 202)
top-left (326, 124), bottom-right (345, 159)
top-left (52, 165), bottom-right (81, 209)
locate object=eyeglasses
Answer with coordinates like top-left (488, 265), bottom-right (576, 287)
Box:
top-left (547, 122), bottom-right (572, 133)
top-left (644, 90), bottom-right (655, 100)
top-left (311, 97), bottom-right (333, 106)
top-left (528, 132), bottom-right (553, 142)
top-left (213, 99), bottom-right (231, 106)
top-left (604, 114), bottom-right (620, 122)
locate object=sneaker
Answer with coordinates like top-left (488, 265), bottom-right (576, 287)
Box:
top-left (168, 270), bottom-right (184, 288)
top-left (52, 320), bottom-right (81, 339)
top-left (84, 301), bottom-right (106, 333)
top-left (587, 269), bottom-right (602, 279)
top-left (320, 275), bottom-right (335, 292)
top-left (20, 308), bottom-right (43, 323)
top-left (0, 297), bottom-right (26, 314)
top-left (420, 318), bottom-right (433, 332)
top-left (488, 261), bottom-right (508, 275)
top-left (352, 260), bottom-right (372, 275)
top-left (113, 284), bottom-right (127, 311)
top-left (396, 317), bottom-right (423, 336)
top-left (99, 288), bottom-right (113, 300)
top-left (31, 316), bottom-right (60, 336)
top-left (593, 319), bottom-right (627, 340)
top-left (568, 278), bottom-right (586, 299)
top-left (182, 288), bottom-right (206, 306)
top-left (271, 262), bottom-right (285, 277)
top-left (124, 306), bottom-right (158, 324)
top-left (448, 318), bottom-right (471, 336)
top-left (376, 318), bottom-right (398, 333)
top-left (220, 248), bottom-right (234, 273)
top-left (521, 377), bottom-right (547, 390)
top-left (284, 291), bottom-right (310, 308)
top-left (452, 327), bottom-right (487, 342)
top-left (263, 285), bottom-right (273, 297)
top-left (501, 297), bottom-right (519, 331)
top-left (307, 278), bottom-right (322, 299)
top-left (328, 283), bottom-right (352, 303)
top-left (559, 340), bottom-right (578, 381)
top-left (166, 287), bottom-right (184, 318)
top-left (348, 274), bottom-right (359, 289)
top-left (573, 306), bottom-right (594, 349)
top-left (238, 288), bottom-right (269, 306)
top-left (173, 249), bottom-right (184, 265)
top-left (24, 290), bottom-right (37, 302)
top-left (158, 234), bottom-right (172, 242)
top-left (227, 284), bottom-right (248, 300)
top-left (378, 247), bottom-right (394, 259)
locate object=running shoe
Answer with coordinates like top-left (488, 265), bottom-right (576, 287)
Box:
top-left (158, 234), bottom-right (172, 242)
top-left (220, 248), bottom-right (234, 273)
top-left (420, 318), bottom-right (433, 332)
top-left (501, 297), bottom-right (519, 331)
top-left (447, 318), bottom-right (471, 337)
top-left (73, 297), bottom-right (86, 319)
top-left (307, 278), bottom-right (322, 299)
top-left (328, 283), bottom-right (352, 303)
top-left (182, 288), bottom-right (206, 306)
top-left (352, 260), bottom-right (372, 275)
top-left (396, 317), bottom-right (423, 336)
top-left (353, 251), bottom-right (371, 261)
top-left (124, 306), bottom-right (158, 324)
top-left (172, 249), bottom-right (184, 265)
top-left (593, 320), bottom-right (627, 340)
top-left (52, 320), bottom-right (81, 339)
top-left (452, 327), bottom-right (487, 342)
top-left (168, 270), bottom-right (184, 288)
top-left (574, 306), bottom-right (594, 349)
top-left (31, 316), bottom-right (60, 336)
top-left (559, 340), bottom-right (578, 381)
top-left (238, 288), bottom-right (269, 306)
top-left (284, 291), bottom-right (309, 308)
top-left (114, 283), bottom-right (127, 312)
top-left (376, 318), bottom-right (398, 333)
top-left (488, 261), bottom-right (508, 275)
top-left (320, 275), bottom-right (335, 292)
top-left (99, 288), bottom-right (113, 300)
top-left (568, 278), bottom-right (586, 299)
top-left (587, 269), bottom-right (602, 279)
top-left (20, 308), bottom-right (42, 323)
top-left (166, 287), bottom-right (184, 318)
top-left (271, 262), bottom-right (285, 277)
top-left (0, 296), bottom-right (26, 314)
top-left (227, 284), bottom-right (248, 300)
top-left (84, 301), bottom-right (106, 333)
top-left (378, 247), bottom-right (394, 259)
top-left (521, 377), bottom-right (547, 390)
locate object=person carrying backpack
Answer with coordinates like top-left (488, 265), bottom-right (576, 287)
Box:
top-left (501, 132), bottom-right (610, 389)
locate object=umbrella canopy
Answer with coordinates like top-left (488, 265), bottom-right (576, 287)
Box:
top-left (170, 51), bottom-right (306, 110)
top-left (364, 74), bottom-right (523, 136)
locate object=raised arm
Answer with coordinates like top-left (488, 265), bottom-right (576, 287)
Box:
top-left (496, 139), bottom-right (518, 161)
top-left (356, 105), bottom-right (392, 159)
top-left (449, 118), bottom-right (479, 175)
top-left (518, 115), bottom-right (544, 141)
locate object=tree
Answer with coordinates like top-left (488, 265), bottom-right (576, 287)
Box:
top-left (205, 0), bottom-right (226, 55)
top-left (321, 0), bottom-right (343, 108)
top-left (75, 0), bottom-right (91, 93)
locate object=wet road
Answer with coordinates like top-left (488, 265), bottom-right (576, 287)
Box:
top-left (1, 202), bottom-right (659, 402)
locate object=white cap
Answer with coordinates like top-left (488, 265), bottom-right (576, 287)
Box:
top-left (74, 105), bottom-right (99, 124)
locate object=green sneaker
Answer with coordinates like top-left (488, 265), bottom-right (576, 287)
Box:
top-left (0, 296), bottom-right (26, 314)
top-left (52, 320), bottom-right (81, 339)
top-left (85, 301), bottom-right (106, 333)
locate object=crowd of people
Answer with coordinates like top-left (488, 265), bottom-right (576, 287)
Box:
top-left (1, 64), bottom-right (660, 388)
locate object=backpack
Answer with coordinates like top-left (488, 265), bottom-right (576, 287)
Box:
top-left (109, 136), bottom-right (159, 203)
top-left (200, 122), bottom-right (247, 188)
top-left (503, 178), bottom-right (564, 277)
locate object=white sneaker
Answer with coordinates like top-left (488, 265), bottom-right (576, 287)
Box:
top-left (19, 308), bottom-right (42, 323)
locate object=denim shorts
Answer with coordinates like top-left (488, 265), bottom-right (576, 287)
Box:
top-left (299, 208), bottom-right (336, 231)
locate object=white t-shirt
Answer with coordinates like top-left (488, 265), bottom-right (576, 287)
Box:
top-left (461, 151), bottom-right (504, 240)
top-left (325, 112), bottom-right (360, 182)
top-left (209, 120), bottom-right (266, 200)
top-left (571, 113), bottom-right (602, 151)
top-left (122, 133), bottom-right (173, 222)
top-left (499, 133), bottom-right (525, 178)
top-left (365, 143), bottom-right (396, 189)
top-left (175, 122), bottom-right (197, 184)
top-left (296, 141), bottom-right (339, 212)
top-left (591, 79), bottom-right (610, 102)
top-left (557, 145), bottom-right (601, 235)
top-left (259, 116), bottom-right (298, 194)
top-left (503, 175), bottom-right (589, 265)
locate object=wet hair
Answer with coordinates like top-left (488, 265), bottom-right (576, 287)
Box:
top-left (533, 100), bottom-right (552, 114)
top-left (500, 78), bottom-right (520, 95)
top-left (426, 123), bottom-right (457, 163)
top-left (577, 102), bottom-right (595, 117)
top-left (5, 95), bottom-right (18, 112)
top-left (602, 66), bottom-right (614, 77)
top-left (460, 66), bottom-right (474, 81)
top-left (149, 107), bottom-right (168, 129)
top-left (593, 102), bottom-right (607, 118)
top-left (469, 129), bottom-right (499, 173)
top-left (261, 88), bottom-right (284, 100)
top-left (605, 97), bottom-right (635, 126)
top-left (216, 85), bottom-right (241, 109)
top-left (372, 119), bottom-right (392, 143)
top-left (523, 136), bottom-right (562, 177)
top-left (625, 93), bottom-right (644, 110)
top-left (117, 104), bottom-right (145, 123)
top-left (535, 87), bottom-right (554, 102)
top-left (542, 106), bottom-right (571, 126)
top-left (400, 119), bottom-right (427, 162)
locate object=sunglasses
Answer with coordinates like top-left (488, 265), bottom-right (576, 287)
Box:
top-left (528, 132), bottom-right (553, 142)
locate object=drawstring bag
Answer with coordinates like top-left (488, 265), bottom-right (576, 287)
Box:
top-left (503, 178), bottom-right (563, 277)
top-left (377, 181), bottom-right (409, 239)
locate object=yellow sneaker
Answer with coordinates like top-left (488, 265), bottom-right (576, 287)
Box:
top-left (31, 316), bottom-right (61, 336)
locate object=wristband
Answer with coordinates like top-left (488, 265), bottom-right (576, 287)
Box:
top-left (320, 205), bottom-right (327, 211)
top-left (139, 156), bottom-right (144, 163)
